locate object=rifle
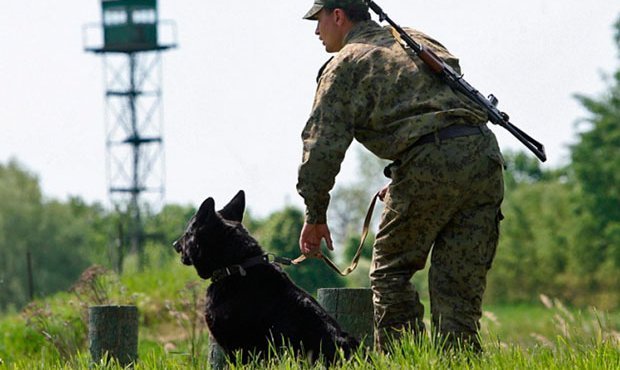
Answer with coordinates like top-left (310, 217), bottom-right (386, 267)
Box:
top-left (366, 1), bottom-right (547, 162)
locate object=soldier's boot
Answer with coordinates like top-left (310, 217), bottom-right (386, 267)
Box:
top-left (371, 271), bottom-right (425, 352)
top-left (374, 319), bottom-right (426, 352)
top-left (433, 328), bottom-right (483, 353)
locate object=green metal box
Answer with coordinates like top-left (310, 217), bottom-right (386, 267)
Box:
top-left (102, 0), bottom-right (159, 51)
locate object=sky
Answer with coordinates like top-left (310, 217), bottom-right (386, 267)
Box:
top-left (1, 1), bottom-right (619, 218)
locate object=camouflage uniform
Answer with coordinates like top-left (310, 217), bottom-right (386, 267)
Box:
top-left (297, 20), bottom-right (504, 350)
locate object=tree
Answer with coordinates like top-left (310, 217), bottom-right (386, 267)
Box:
top-left (0, 160), bottom-right (114, 312)
top-left (568, 14), bottom-right (620, 306)
top-left (573, 78), bottom-right (620, 233)
top-left (501, 150), bottom-right (564, 190)
top-left (487, 176), bottom-right (580, 304)
top-left (142, 203), bottom-right (197, 267)
top-left (325, 147), bottom-right (388, 287)
top-left (328, 146), bottom-right (389, 246)
top-left (0, 160), bottom-right (42, 311)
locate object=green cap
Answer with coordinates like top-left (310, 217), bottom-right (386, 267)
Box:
top-left (302, 0), bottom-right (368, 20)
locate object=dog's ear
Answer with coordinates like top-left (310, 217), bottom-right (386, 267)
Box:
top-left (218, 190), bottom-right (245, 222)
top-left (196, 197), bottom-right (216, 224)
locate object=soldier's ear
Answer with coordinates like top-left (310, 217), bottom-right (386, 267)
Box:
top-left (218, 190), bottom-right (245, 222)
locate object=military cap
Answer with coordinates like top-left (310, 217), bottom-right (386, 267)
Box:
top-left (302, 0), bottom-right (369, 20)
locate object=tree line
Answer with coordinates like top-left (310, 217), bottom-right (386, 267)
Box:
top-left (2, 16), bottom-right (619, 314)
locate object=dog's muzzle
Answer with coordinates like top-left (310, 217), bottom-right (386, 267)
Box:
top-left (172, 240), bottom-right (181, 253)
top-left (172, 240), bottom-right (192, 265)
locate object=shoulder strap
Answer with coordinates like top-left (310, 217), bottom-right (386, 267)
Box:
top-left (316, 56), bottom-right (334, 83)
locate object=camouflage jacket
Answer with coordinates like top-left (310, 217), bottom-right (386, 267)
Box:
top-left (297, 20), bottom-right (487, 224)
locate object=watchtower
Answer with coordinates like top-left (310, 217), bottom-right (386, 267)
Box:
top-left (84, 0), bottom-right (177, 270)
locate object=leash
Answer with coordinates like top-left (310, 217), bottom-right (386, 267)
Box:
top-left (289, 191), bottom-right (381, 276)
top-left (213, 191), bottom-right (381, 280)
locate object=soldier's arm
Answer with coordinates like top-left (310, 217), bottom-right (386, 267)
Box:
top-left (297, 60), bottom-right (356, 224)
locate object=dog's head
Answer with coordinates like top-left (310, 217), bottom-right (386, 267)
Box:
top-left (173, 190), bottom-right (261, 279)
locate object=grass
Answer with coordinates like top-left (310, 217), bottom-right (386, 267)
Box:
top-left (0, 260), bottom-right (618, 369)
top-left (3, 333), bottom-right (619, 370)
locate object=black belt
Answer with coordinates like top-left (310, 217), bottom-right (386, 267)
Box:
top-left (414, 124), bottom-right (484, 146)
top-left (383, 124), bottom-right (485, 178)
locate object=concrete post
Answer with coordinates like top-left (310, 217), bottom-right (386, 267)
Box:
top-left (317, 287), bottom-right (374, 348)
top-left (88, 305), bottom-right (139, 366)
top-left (208, 332), bottom-right (226, 370)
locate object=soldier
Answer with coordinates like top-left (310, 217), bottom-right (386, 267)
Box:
top-left (296, 0), bottom-right (505, 352)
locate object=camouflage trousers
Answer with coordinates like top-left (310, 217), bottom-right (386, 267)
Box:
top-left (370, 127), bottom-right (504, 351)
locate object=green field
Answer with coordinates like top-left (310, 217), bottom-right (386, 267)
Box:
top-left (1, 261), bottom-right (618, 369)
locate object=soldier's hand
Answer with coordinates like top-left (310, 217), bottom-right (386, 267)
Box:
top-left (299, 223), bottom-right (334, 257)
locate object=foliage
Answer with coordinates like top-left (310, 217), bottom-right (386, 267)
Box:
top-left (322, 147), bottom-right (387, 288)
top-left (164, 281), bottom-right (209, 365)
top-left (565, 14), bottom-right (620, 308)
top-left (1, 251), bottom-right (619, 368)
top-left (20, 300), bottom-right (87, 361)
top-left (2, 296), bottom-right (619, 369)
top-left (501, 150), bottom-right (564, 190)
top-left (0, 159), bottom-right (199, 314)
top-left (0, 160), bottom-right (108, 313)
top-left (0, 259), bottom-right (204, 366)
top-left (143, 204), bottom-right (197, 265)
top-left (487, 154), bottom-right (575, 304)
top-left (6, 266), bottom-right (127, 363)
top-left (328, 146), bottom-right (389, 246)
top-left (486, 148), bottom-right (618, 309)
top-left (572, 89), bottom-right (620, 211)
top-left (4, 341), bottom-right (620, 369)
top-left (0, 160), bottom-right (43, 312)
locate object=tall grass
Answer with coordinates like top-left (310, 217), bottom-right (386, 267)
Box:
top-left (3, 330), bottom-right (618, 370)
top-left (1, 263), bottom-right (618, 369)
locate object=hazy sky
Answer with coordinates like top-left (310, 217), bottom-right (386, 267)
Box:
top-left (1, 1), bottom-right (618, 217)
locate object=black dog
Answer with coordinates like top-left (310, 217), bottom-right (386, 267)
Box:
top-left (173, 190), bottom-right (359, 363)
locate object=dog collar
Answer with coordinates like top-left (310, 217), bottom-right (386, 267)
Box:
top-left (211, 253), bottom-right (293, 283)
